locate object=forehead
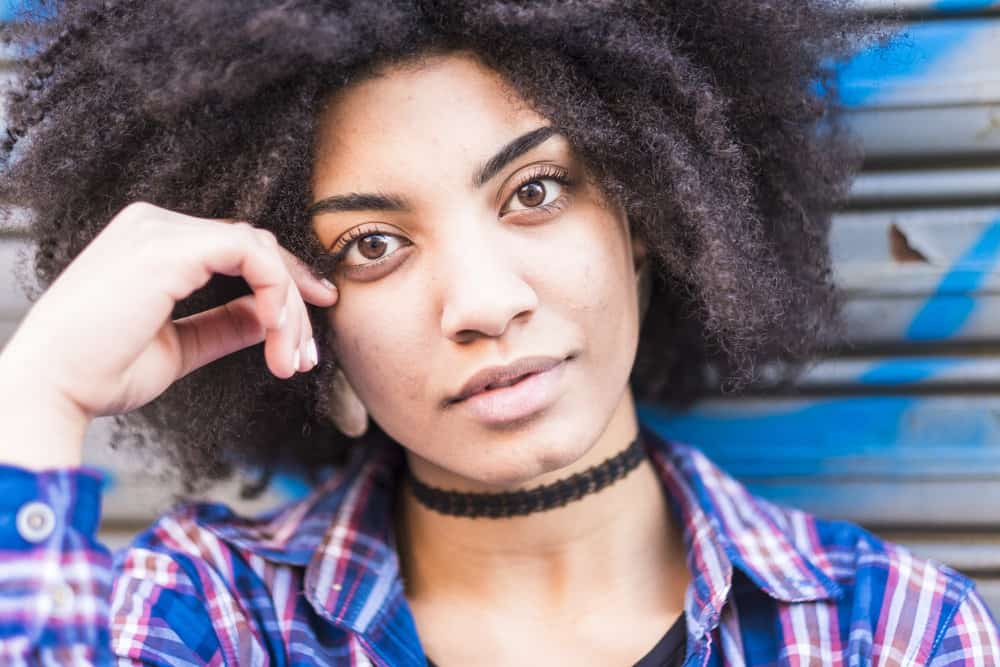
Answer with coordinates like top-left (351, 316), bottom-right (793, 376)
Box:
top-left (311, 51), bottom-right (552, 193)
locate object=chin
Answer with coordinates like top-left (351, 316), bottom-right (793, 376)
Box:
top-left (461, 428), bottom-right (595, 490)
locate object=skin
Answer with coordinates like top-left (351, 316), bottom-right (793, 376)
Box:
top-left (310, 51), bottom-right (690, 665)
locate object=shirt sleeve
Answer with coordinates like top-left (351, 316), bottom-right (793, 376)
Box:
top-left (0, 463), bottom-right (226, 666)
top-left (929, 584), bottom-right (1000, 666)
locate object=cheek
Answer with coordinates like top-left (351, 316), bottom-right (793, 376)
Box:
top-left (546, 212), bottom-right (636, 335)
top-left (323, 292), bottom-right (427, 407)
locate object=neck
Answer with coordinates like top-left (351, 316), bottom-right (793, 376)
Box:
top-left (396, 390), bottom-right (689, 620)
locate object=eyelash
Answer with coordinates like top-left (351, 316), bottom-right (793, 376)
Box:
top-left (325, 165), bottom-right (575, 273)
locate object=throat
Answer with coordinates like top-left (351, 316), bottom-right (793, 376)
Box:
top-left (396, 456), bottom-right (691, 667)
top-left (395, 452), bottom-right (686, 614)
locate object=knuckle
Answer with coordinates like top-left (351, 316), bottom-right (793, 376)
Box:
top-left (231, 221), bottom-right (263, 247)
top-left (230, 220), bottom-right (255, 234)
top-left (255, 227), bottom-right (280, 248)
top-left (119, 200), bottom-right (155, 221)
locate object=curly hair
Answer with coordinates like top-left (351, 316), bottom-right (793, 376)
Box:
top-left (0, 0), bottom-right (870, 498)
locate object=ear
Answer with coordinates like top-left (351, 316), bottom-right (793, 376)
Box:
top-left (328, 365), bottom-right (369, 437)
top-left (631, 232), bottom-right (648, 273)
top-left (631, 231), bottom-right (652, 321)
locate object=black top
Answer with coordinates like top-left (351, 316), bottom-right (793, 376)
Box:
top-left (636, 612), bottom-right (686, 667)
top-left (425, 612), bottom-right (686, 667)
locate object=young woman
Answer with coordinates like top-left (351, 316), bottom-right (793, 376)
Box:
top-left (0, 1), bottom-right (996, 665)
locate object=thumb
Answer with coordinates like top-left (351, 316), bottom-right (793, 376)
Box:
top-left (172, 294), bottom-right (267, 379)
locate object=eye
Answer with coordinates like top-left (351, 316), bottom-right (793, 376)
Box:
top-left (499, 165), bottom-right (574, 217)
top-left (503, 177), bottom-right (565, 213)
top-left (331, 226), bottom-right (411, 269)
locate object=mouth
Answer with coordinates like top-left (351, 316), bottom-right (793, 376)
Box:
top-left (447, 355), bottom-right (573, 426)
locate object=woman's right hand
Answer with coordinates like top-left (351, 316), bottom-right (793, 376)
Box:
top-left (0, 202), bottom-right (338, 465)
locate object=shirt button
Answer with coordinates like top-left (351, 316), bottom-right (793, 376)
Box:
top-left (16, 501), bottom-right (56, 543)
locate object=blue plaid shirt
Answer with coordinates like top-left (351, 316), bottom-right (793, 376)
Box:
top-left (0, 422), bottom-right (997, 665)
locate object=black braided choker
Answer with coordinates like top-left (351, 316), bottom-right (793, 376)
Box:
top-left (406, 435), bottom-right (646, 518)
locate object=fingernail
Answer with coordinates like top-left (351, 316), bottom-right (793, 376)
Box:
top-left (292, 348), bottom-right (300, 372)
top-left (278, 305), bottom-right (288, 329)
top-left (320, 278), bottom-right (337, 292)
top-left (306, 339), bottom-right (318, 366)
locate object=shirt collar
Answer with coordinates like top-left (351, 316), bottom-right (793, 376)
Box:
top-left (199, 421), bottom-right (842, 643)
top-left (638, 422), bottom-right (842, 638)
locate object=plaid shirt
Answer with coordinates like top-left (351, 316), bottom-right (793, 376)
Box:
top-left (1, 423), bottom-right (997, 666)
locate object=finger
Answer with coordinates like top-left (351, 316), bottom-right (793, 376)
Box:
top-left (229, 221), bottom-right (337, 308)
top-left (172, 294), bottom-right (268, 378)
top-left (185, 221), bottom-right (297, 376)
top-left (266, 280), bottom-right (303, 378)
top-left (295, 285), bottom-right (317, 373)
top-left (191, 222), bottom-right (291, 333)
top-left (215, 224), bottom-right (307, 377)
top-left (274, 244), bottom-right (339, 308)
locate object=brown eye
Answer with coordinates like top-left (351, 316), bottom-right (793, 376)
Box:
top-left (358, 234), bottom-right (388, 260)
top-left (516, 181), bottom-right (546, 208)
top-left (337, 231), bottom-right (408, 269)
top-left (504, 177), bottom-right (565, 213)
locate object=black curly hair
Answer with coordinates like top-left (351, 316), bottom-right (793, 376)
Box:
top-left (0, 0), bottom-right (871, 498)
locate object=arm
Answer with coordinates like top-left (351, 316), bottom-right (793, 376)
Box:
top-left (0, 203), bottom-right (336, 665)
top-left (0, 463), bottom-right (229, 666)
top-left (928, 585), bottom-right (1000, 666)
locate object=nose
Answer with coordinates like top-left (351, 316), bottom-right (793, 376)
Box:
top-left (438, 221), bottom-right (539, 344)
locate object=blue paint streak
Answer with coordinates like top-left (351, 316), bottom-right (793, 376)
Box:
top-left (858, 357), bottom-right (961, 385)
top-left (639, 398), bottom-right (916, 456)
top-left (834, 21), bottom-right (979, 108)
top-left (639, 393), bottom-right (1000, 478)
top-left (933, 0), bottom-right (1000, 12)
top-left (0, 0), bottom-right (54, 22)
top-left (906, 217), bottom-right (1000, 341)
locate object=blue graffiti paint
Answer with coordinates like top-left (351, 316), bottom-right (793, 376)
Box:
top-left (906, 216), bottom-right (1000, 341)
top-left (638, 397), bottom-right (916, 457)
top-left (933, 0), bottom-right (1000, 12)
top-left (858, 357), bottom-right (960, 385)
top-left (834, 20), bottom-right (983, 108)
top-left (0, 0), bottom-right (53, 22)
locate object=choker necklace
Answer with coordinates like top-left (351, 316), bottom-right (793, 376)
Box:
top-left (406, 434), bottom-right (647, 518)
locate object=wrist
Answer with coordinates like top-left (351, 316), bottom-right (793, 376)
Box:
top-left (0, 351), bottom-right (90, 471)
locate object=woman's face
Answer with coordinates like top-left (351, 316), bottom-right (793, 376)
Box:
top-left (310, 51), bottom-right (644, 489)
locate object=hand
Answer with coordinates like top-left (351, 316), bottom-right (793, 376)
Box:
top-left (0, 202), bottom-right (337, 431)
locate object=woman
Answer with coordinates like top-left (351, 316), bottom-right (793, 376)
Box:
top-left (0, 1), bottom-right (995, 665)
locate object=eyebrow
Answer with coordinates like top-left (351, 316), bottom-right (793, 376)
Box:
top-left (472, 125), bottom-right (559, 188)
top-left (307, 125), bottom-right (560, 216)
top-left (306, 191), bottom-right (409, 216)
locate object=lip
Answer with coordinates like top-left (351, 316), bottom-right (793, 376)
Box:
top-left (449, 355), bottom-right (567, 404)
top-left (446, 355), bottom-right (570, 426)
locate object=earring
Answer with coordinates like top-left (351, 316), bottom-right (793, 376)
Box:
top-left (328, 364), bottom-right (369, 437)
